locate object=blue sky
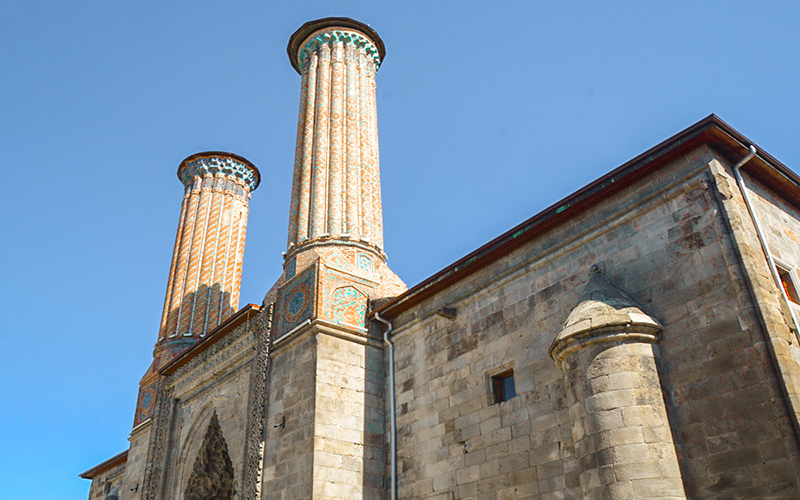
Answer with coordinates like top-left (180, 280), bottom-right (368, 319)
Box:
top-left (1, 1), bottom-right (799, 498)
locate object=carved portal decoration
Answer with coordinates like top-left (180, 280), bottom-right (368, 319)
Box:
top-left (183, 412), bottom-right (235, 500)
top-left (240, 304), bottom-right (272, 500)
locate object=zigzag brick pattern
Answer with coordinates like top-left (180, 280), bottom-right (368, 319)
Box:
top-left (134, 153), bottom-right (259, 427)
top-left (156, 153), bottom-right (259, 354)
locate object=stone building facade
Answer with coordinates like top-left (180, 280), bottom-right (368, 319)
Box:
top-left (82, 17), bottom-right (800, 500)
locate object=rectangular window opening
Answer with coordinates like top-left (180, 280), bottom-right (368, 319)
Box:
top-left (492, 370), bottom-right (516, 404)
top-left (777, 266), bottom-right (800, 304)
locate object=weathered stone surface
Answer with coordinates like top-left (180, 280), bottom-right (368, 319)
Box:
top-left (84, 63), bottom-right (800, 500)
top-left (550, 269), bottom-right (663, 368)
top-left (563, 339), bottom-right (685, 499)
top-left (84, 458), bottom-right (127, 500)
top-left (386, 148), bottom-right (800, 499)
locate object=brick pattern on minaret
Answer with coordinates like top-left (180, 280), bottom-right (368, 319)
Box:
top-left (133, 152), bottom-right (259, 427)
top-left (286, 25), bottom-right (385, 257)
top-left (158, 153), bottom-right (259, 344)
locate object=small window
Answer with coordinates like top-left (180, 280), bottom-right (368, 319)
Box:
top-left (777, 266), bottom-right (800, 304)
top-left (492, 371), bottom-right (516, 404)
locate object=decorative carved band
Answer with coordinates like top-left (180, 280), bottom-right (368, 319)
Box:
top-left (142, 310), bottom-right (266, 500)
top-left (286, 237), bottom-right (387, 263)
top-left (297, 28), bottom-right (382, 73)
top-left (141, 384), bottom-right (176, 500)
top-left (240, 303), bottom-right (273, 500)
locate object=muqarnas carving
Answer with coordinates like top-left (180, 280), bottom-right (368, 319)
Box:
top-left (183, 412), bottom-right (235, 500)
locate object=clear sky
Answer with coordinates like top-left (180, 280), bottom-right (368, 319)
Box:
top-left (1, 1), bottom-right (799, 498)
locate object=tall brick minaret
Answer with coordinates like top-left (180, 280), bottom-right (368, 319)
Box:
top-left (286, 16), bottom-right (385, 255)
top-left (261, 18), bottom-right (405, 499)
top-left (134, 152), bottom-right (260, 426)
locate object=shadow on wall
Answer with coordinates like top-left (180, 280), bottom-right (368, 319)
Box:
top-left (362, 340), bottom-right (387, 498)
top-left (163, 283), bottom-right (235, 341)
top-left (155, 283), bottom-right (236, 371)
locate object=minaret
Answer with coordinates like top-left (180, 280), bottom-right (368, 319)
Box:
top-left (134, 152), bottom-right (260, 427)
top-left (157, 152), bottom-right (260, 352)
top-left (265, 16), bottom-right (404, 317)
top-left (285, 16), bottom-right (387, 263)
top-left (261, 18), bottom-right (404, 499)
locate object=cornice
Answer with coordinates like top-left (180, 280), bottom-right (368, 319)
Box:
top-left (178, 152), bottom-right (260, 191)
top-left (373, 114), bottom-right (800, 319)
top-left (287, 17), bottom-right (385, 74)
top-left (286, 237), bottom-right (387, 263)
top-left (159, 304), bottom-right (261, 376)
top-left (549, 325), bottom-right (662, 371)
top-left (79, 450), bottom-right (128, 479)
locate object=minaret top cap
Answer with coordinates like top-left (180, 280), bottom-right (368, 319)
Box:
top-left (287, 17), bottom-right (386, 74)
top-left (177, 151), bottom-right (261, 191)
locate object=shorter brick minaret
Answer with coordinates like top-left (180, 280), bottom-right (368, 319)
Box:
top-left (134, 152), bottom-right (260, 426)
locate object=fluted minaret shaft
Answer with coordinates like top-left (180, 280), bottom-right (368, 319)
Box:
top-left (133, 152), bottom-right (259, 428)
top-left (157, 152), bottom-right (260, 349)
top-left (286, 22), bottom-right (385, 257)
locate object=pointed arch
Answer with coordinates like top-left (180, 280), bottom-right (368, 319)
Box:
top-left (183, 411), bottom-right (235, 500)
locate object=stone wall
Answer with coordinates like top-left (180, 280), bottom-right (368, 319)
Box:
top-left (386, 146), bottom-right (800, 499)
top-left (313, 330), bottom-right (385, 498)
top-left (697, 161), bottom-right (800, 496)
top-left (86, 460), bottom-right (126, 500)
top-left (745, 173), bottom-right (800, 375)
top-left (261, 322), bottom-right (386, 500)
top-left (262, 328), bottom-right (318, 499)
top-left (120, 423), bottom-right (150, 499)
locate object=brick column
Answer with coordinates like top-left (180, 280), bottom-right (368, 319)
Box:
top-left (285, 17), bottom-right (386, 258)
top-left (134, 152), bottom-right (259, 428)
top-left (549, 269), bottom-right (687, 500)
top-left (159, 152), bottom-right (260, 348)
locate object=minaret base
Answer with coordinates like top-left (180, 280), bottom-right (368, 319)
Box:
top-left (261, 320), bottom-right (386, 499)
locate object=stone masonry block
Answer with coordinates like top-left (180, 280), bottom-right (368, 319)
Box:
top-left (614, 461), bottom-right (662, 481)
top-left (631, 477), bottom-right (686, 498)
top-left (584, 389), bottom-right (638, 413)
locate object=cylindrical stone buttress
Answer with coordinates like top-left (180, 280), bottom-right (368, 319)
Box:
top-left (550, 271), bottom-right (687, 500)
top-left (559, 339), bottom-right (686, 500)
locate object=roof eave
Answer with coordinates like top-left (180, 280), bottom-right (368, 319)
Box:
top-left (159, 304), bottom-right (261, 376)
top-left (79, 450), bottom-right (128, 479)
top-left (374, 114), bottom-right (800, 319)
